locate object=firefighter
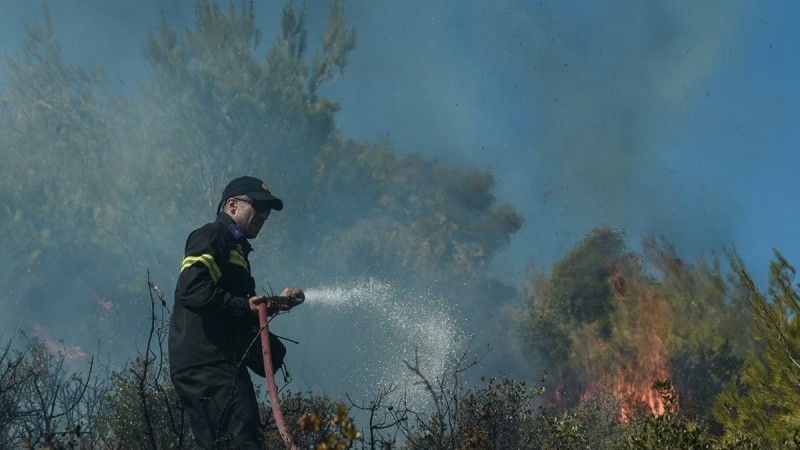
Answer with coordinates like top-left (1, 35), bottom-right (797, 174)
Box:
top-left (168, 175), bottom-right (304, 449)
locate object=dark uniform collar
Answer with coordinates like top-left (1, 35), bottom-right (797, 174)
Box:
top-left (215, 211), bottom-right (237, 228)
top-left (215, 212), bottom-right (253, 254)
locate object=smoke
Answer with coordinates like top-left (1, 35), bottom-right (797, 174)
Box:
top-left (316, 0), bottom-right (798, 285)
top-left (521, 1), bottom-right (742, 239)
top-left (0, 0), bottom-right (798, 412)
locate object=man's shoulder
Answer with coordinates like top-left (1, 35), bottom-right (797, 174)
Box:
top-left (191, 219), bottom-right (225, 235)
top-left (185, 221), bottom-right (231, 256)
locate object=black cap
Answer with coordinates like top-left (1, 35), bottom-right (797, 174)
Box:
top-left (216, 176), bottom-right (283, 213)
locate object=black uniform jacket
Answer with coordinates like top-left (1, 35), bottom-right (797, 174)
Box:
top-left (168, 212), bottom-right (268, 377)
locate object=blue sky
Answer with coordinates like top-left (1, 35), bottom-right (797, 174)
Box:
top-left (2, 0), bottom-right (798, 288)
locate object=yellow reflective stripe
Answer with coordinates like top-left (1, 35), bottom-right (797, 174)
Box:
top-left (229, 249), bottom-right (249, 273)
top-left (181, 254), bottom-right (222, 283)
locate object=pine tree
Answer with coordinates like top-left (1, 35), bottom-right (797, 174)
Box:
top-left (713, 252), bottom-right (800, 448)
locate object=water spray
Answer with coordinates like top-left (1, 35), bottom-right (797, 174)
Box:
top-left (258, 295), bottom-right (303, 450)
top-left (257, 280), bottom-right (465, 443)
top-left (299, 279), bottom-right (466, 414)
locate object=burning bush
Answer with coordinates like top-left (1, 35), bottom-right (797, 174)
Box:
top-left (521, 227), bottom-right (753, 420)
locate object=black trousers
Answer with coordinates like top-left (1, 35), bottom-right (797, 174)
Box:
top-left (171, 361), bottom-right (263, 449)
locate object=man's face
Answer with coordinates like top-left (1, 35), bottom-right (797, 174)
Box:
top-left (229, 197), bottom-right (271, 239)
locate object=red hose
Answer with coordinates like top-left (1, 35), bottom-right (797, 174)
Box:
top-left (258, 303), bottom-right (298, 450)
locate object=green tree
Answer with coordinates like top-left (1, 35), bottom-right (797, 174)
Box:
top-left (312, 135), bottom-right (523, 281)
top-left (138, 1), bottom-right (349, 213)
top-left (713, 252), bottom-right (800, 448)
top-left (522, 227), bottom-right (635, 407)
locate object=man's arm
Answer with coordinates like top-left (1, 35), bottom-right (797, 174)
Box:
top-left (176, 264), bottom-right (251, 316)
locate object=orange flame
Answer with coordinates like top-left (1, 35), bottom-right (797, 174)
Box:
top-left (578, 269), bottom-right (676, 420)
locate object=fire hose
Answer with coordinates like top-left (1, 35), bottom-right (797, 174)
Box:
top-left (258, 296), bottom-right (300, 450)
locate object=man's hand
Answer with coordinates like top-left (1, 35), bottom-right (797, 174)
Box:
top-left (248, 295), bottom-right (270, 314)
top-left (248, 288), bottom-right (304, 315)
top-left (279, 287), bottom-right (305, 304)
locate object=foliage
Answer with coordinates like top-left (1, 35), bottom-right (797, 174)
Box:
top-left (298, 403), bottom-right (362, 450)
top-left (312, 136), bottom-right (523, 282)
top-left (373, 344), bottom-right (550, 450)
top-left (534, 394), bottom-right (624, 450)
top-left (457, 376), bottom-right (543, 449)
top-left (713, 252), bottom-right (800, 448)
top-left (621, 380), bottom-right (715, 449)
top-left (0, 270), bottom-right (786, 448)
top-left (139, 0), bottom-right (341, 213)
top-left (259, 389), bottom-right (337, 449)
